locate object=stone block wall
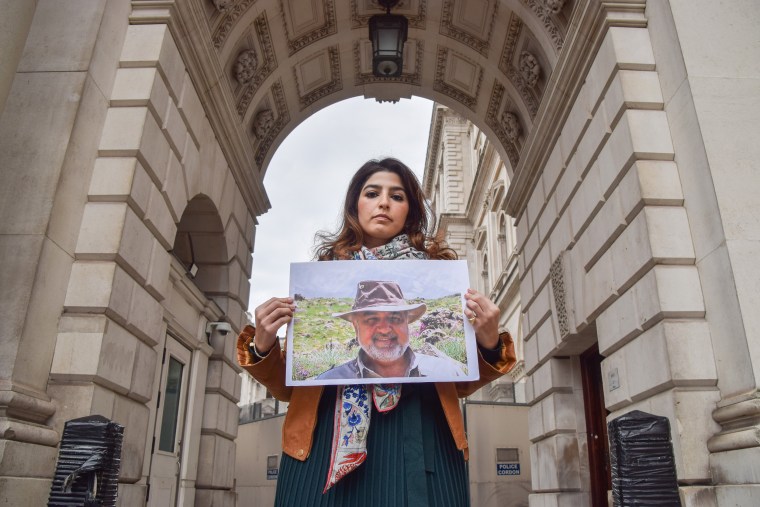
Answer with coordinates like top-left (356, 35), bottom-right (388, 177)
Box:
top-left (39, 21), bottom-right (254, 506)
top-left (0, 1), bottom-right (133, 503)
top-left (518, 24), bottom-right (720, 505)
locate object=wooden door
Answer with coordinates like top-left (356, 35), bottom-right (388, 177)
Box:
top-left (580, 343), bottom-right (612, 506)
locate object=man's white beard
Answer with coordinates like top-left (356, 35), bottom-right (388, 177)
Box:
top-left (363, 338), bottom-right (408, 363)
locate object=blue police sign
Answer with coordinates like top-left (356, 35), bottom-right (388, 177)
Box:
top-left (497, 463), bottom-right (520, 476)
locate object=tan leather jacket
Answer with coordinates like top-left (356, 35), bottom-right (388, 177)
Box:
top-left (237, 325), bottom-right (516, 461)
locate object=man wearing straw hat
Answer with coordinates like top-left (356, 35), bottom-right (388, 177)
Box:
top-left (317, 280), bottom-right (466, 380)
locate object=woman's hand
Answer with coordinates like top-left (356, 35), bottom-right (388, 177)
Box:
top-left (464, 289), bottom-right (500, 350)
top-left (253, 297), bottom-right (295, 354)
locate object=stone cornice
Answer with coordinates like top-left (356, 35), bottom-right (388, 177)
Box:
top-left (438, 213), bottom-right (472, 234)
top-left (130, 0), bottom-right (271, 218)
top-left (504, 0), bottom-right (647, 218)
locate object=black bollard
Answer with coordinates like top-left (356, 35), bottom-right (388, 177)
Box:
top-left (607, 410), bottom-right (681, 506)
top-left (47, 415), bottom-right (124, 507)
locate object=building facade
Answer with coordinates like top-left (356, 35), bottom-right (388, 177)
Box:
top-left (423, 104), bottom-right (525, 403)
top-left (1, 1), bottom-right (758, 506)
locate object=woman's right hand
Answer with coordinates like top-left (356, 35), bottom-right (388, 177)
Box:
top-left (253, 297), bottom-right (296, 354)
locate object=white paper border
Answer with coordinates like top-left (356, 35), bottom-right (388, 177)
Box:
top-left (285, 259), bottom-right (479, 386)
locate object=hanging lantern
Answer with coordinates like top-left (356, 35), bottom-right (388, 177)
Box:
top-left (369, 1), bottom-right (408, 77)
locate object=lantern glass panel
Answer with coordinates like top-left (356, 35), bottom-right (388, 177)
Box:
top-left (377, 27), bottom-right (400, 55)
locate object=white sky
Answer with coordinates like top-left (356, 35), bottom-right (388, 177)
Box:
top-left (248, 96), bottom-right (435, 318)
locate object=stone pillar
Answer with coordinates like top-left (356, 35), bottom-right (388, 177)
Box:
top-left (519, 13), bottom-right (723, 505)
top-left (55, 21), bottom-right (252, 505)
top-left (526, 358), bottom-right (588, 506)
top-left (0, 1), bottom-right (131, 503)
top-left (440, 115), bottom-right (471, 215)
top-left (196, 328), bottom-right (242, 506)
top-left (49, 20), bottom-right (184, 505)
top-left (646, 1), bottom-right (760, 503)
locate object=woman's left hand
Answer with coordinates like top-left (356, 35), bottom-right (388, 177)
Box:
top-left (464, 288), bottom-right (500, 349)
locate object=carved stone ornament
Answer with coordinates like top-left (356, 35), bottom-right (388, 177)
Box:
top-left (501, 111), bottom-right (521, 141)
top-left (519, 51), bottom-right (541, 88)
top-left (235, 49), bottom-right (259, 84)
top-left (253, 109), bottom-right (274, 139)
top-left (213, 0), bottom-right (235, 11)
top-left (550, 254), bottom-right (570, 338)
top-left (543, 0), bottom-right (565, 14)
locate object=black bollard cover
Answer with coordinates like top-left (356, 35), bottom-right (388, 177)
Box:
top-left (608, 410), bottom-right (680, 506)
top-left (48, 415), bottom-right (124, 507)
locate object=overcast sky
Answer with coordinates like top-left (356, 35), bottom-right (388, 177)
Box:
top-left (248, 96), bottom-right (435, 318)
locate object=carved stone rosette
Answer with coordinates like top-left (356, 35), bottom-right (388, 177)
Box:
top-left (519, 51), bottom-right (541, 88)
top-left (234, 49), bottom-right (258, 84)
top-left (212, 0), bottom-right (236, 12)
top-left (485, 80), bottom-right (520, 167)
top-left (543, 0), bottom-right (566, 14)
top-left (254, 80), bottom-right (290, 169)
top-left (236, 13), bottom-right (278, 118)
top-left (252, 109), bottom-right (274, 139)
top-left (501, 111), bottom-right (522, 142)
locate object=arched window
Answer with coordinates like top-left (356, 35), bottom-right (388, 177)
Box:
top-left (498, 214), bottom-right (509, 267)
top-left (481, 253), bottom-right (489, 292)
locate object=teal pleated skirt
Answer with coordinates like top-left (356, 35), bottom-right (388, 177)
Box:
top-left (274, 384), bottom-right (469, 507)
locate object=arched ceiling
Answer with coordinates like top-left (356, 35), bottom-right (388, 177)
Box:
top-left (208, 0), bottom-right (572, 170)
top-left (133, 0), bottom-right (579, 215)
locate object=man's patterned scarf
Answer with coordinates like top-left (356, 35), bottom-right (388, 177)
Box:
top-left (323, 234), bottom-right (427, 492)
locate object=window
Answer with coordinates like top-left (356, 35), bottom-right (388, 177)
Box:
top-left (481, 253), bottom-right (489, 291)
top-left (158, 357), bottom-right (184, 452)
top-left (496, 447), bottom-right (519, 463)
top-left (498, 215), bottom-right (509, 267)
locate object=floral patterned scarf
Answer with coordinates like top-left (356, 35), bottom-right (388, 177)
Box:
top-left (323, 234), bottom-right (427, 492)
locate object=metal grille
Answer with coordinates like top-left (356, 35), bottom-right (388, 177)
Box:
top-left (48, 415), bottom-right (124, 507)
top-left (496, 447), bottom-right (519, 462)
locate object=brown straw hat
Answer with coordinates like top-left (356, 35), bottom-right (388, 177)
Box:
top-left (333, 280), bottom-right (427, 322)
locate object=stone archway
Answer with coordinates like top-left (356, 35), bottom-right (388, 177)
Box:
top-left (2, 0), bottom-right (759, 505)
top-left (132, 0), bottom-right (575, 193)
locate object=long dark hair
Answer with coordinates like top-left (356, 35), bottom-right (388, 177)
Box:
top-left (314, 158), bottom-right (456, 260)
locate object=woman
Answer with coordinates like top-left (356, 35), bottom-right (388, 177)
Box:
top-left (237, 158), bottom-right (516, 506)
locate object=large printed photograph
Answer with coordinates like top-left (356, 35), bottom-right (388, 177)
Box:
top-left (285, 259), bottom-right (479, 385)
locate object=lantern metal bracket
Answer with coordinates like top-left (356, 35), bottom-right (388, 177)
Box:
top-left (377, 0), bottom-right (401, 13)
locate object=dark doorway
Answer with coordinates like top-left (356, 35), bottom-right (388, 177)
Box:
top-left (580, 343), bottom-right (612, 506)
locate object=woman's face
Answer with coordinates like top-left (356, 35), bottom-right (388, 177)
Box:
top-left (357, 171), bottom-right (410, 249)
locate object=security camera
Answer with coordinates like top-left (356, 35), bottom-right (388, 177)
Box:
top-left (205, 321), bottom-right (232, 337)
